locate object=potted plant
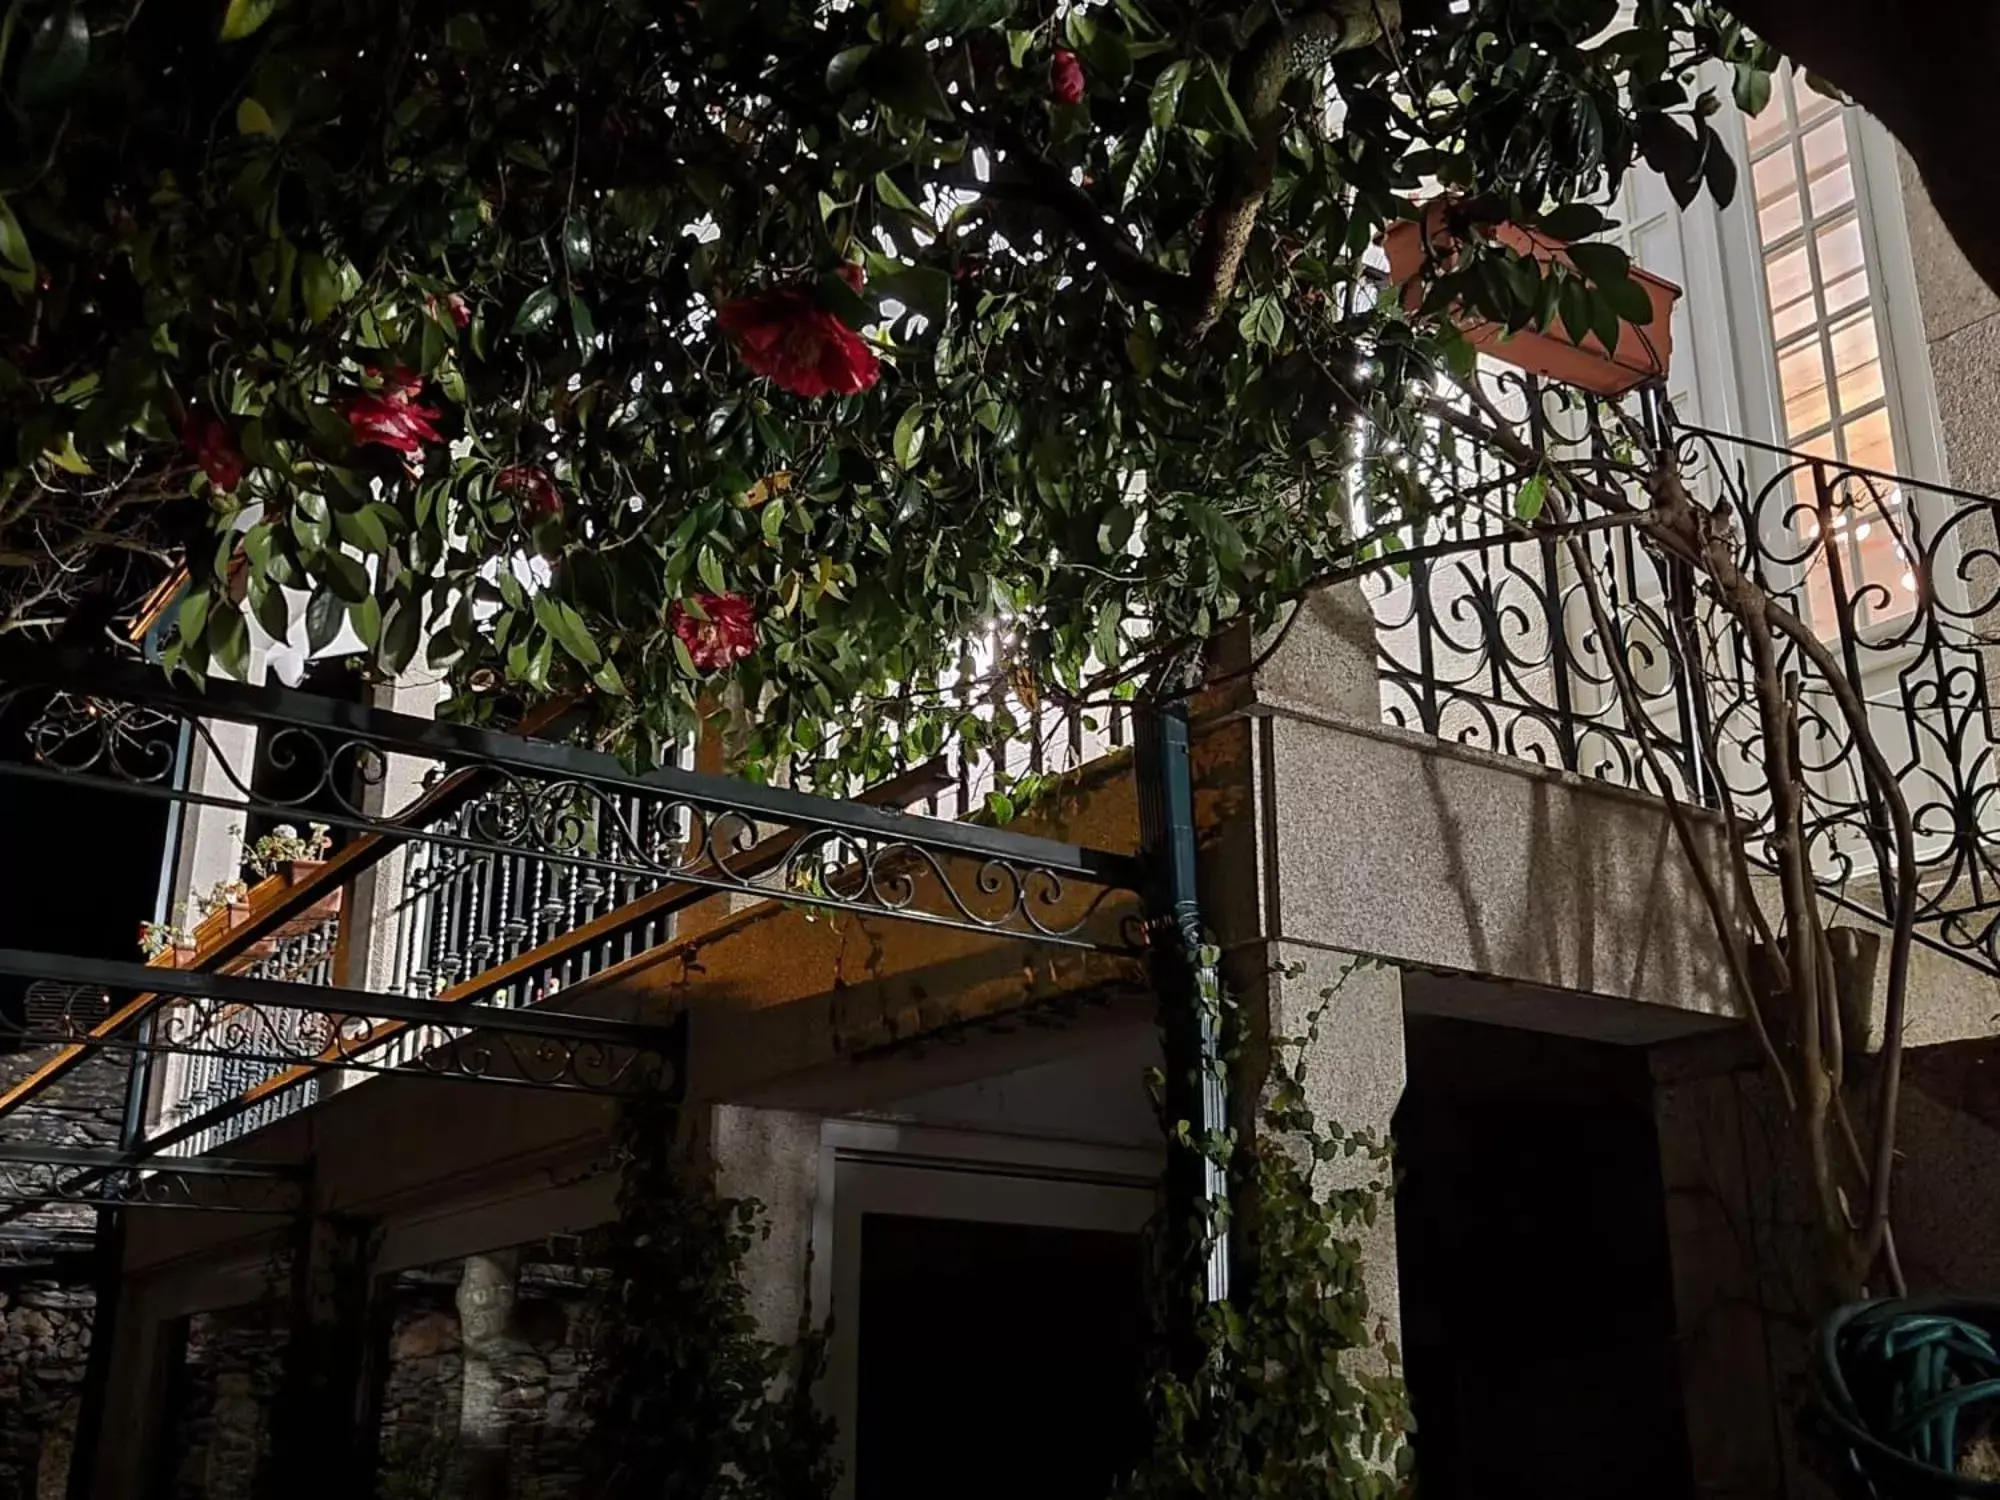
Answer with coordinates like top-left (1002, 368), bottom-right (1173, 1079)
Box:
top-left (243, 822), bottom-right (334, 883)
top-left (1383, 197), bottom-right (1681, 395)
top-left (138, 917), bottom-right (197, 967)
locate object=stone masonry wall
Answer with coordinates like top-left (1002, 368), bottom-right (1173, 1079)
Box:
top-left (374, 1242), bottom-right (604, 1500)
top-left (0, 1040), bottom-right (129, 1500)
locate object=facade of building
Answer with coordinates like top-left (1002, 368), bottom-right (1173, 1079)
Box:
top-left (6, 66), bottom-right (2000, 1500)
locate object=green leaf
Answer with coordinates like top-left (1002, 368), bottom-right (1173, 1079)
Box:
top-left (0, 195), bottom-right (32, 293)
top-left (177, 587), bottom-right (212, 651)
top-left (1122, 124), bottom-right (1163, 210)
top-left (381, 600), bottom-right (421, 674)
top-left (864, 43), bottom-right (953, 121)
top-left (219, 0), bottom-right (280, 41)
top-left (18, 5), bottom-right (87, 107)
top-left (252, 580), bottom-right (290, 642)
top-left (512, 284), bottom-right (561, 335)
top-left (592, 660), bottom-right (628, 696)
top-left (1148, 58), bottom-right (1189, 129)
top-left (208, 606), bottom-right (250, 680)
top-left (304, 588), bottom-right (344, 652)
top-left (535, 593), bottom-right (602, 667)
top-left (562, 216), bottom-right (593, 270)
top-left (323, 549), bottom-right (371, 603)
top-left (1515, 471), bottom-right (1548, 523)
top-left (826, 43), bottom-right (874, 95)
top-left (1005, 29), bottom-right (1034, 69)
top-left (893, 403), bottom-right (926, 468)
top-left (1563, 240), bottom-right (1630, 289)
top-left (873, 171), bottom-right (926, 220)
top-left (444, 13), bottom-right (487, 50)
top-left (44, 433), bottom-right (91, 475)
top-left (696, 544), bottom-right (727, 595)
top-left (333, 503), bottom-right (390, 554)
top-left (300, 253), bottom-right (338, 324)
top-left (235, 97), bottom-right (276, 135)
top-left (347, 593), bottom-right (382, 648)
top-left (1536, 203), bottom-right (1605, 242)
top-left (1732, 61), bottom-right (1771, 119)
top-left (1205, 58), bottom-right (1253, 141)
top-left (1239, 295), bottom-right (1285, 348)
top-left (569, 292), bottom-right (596, 348)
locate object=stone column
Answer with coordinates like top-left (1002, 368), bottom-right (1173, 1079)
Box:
top-left (341, 673), bottom-right (447, 995)
top-left (1200, 584), bottom-right (1407, 1346)
top-left (709, 1104), bottom-right (823, 1346)
top-left (454, 1250), bottom-right (521, 1500)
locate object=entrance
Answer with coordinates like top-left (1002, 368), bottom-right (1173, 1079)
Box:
top-left (820, 1124), bottom-right (1158, 1500)
top-left (1394, 1014), bottom-right (1692, 1499)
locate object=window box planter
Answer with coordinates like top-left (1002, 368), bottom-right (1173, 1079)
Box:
top-left (1383, 200), bottom-right (1681, 395)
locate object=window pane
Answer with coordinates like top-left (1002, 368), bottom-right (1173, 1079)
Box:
top-left (1823, 268), bottom-right (1870, 320)
top-left (1817, 216), bottom-right (1865, 285)
top-left (1780, 342), bottom-right (1831, 435)
top-left (1810, 160), bottom-right (1855, 219)
top-left (1745, 98), bottom-right (1789, 156)
top-left (1843, 407), bottom-right (1897, 476)
top-left (1830, 313), bottom-right (1884, 414)
top-left (1794, 77), bottom-right (1838, 129)
top-left (1766, 243), bottom-right (1812, 319)
top-left (1755, 150), bottom-right (1801, 244)
top-left (1802, 119), bottom-right (1847, 179)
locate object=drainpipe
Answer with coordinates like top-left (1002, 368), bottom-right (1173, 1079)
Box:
top-left (1134, 699), bottom-right (1231, 1344)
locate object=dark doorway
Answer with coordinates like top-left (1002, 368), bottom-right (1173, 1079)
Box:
top-left (1394, 1014), bottom-right (1692, 1500)
top-left (854, 1213), bottom-right (1149, 1500)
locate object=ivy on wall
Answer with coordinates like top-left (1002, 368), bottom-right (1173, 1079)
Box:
top-left (1123, 957), bottom-right (1411, 1499)
top-left (584, 1089), bottom-right (836, 1500)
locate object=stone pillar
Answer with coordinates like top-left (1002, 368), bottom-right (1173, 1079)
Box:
top-left (709, 1104), bottom-right (823, 1345)
top-left (454, 1250), bottom-right (521, 1500)
top-left (268, 1215), bottom-right (383, 1500)
top-left (1200, 584), bottom-right (1407, 1345)
top-left (342, 673), bottom-right (447, 995)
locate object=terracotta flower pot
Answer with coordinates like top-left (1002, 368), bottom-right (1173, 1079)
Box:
top-left (1383, 200), bottom-right (1681, 396)
top-left (284, 858), bottom-right (326, 886)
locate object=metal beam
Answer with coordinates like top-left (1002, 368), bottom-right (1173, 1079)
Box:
top-left (0, 642), bottom-right (1144, 883)
top-left (0, 950), bottom-right (681, 1052)
top-left (0, 1144), bottom-right (303, 1178)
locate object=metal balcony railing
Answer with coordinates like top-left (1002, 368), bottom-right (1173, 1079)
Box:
top-left (1369, 378), bottom-right (2000, 976)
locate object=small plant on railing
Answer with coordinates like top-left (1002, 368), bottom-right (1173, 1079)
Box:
top-left (242, 822), bottom-right (333, 878)
top-left (137, 917), bottom-right (194, 960)
top-left (190, 877), bottom-right (249, 922)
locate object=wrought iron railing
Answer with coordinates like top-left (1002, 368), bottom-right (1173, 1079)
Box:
top-left (0, 646), bottom-right (1148, 1173)
top-left (1370, 377), bottom-right (2000, 975)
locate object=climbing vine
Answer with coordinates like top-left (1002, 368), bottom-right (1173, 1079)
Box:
top-left (1123, 955), bottom-right (1411, 1498)
top-left (584, 1088), bottom-right (836, 1500)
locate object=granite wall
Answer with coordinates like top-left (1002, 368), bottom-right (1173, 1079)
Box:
top-left (0, 1035), bottom-right (129, 1500)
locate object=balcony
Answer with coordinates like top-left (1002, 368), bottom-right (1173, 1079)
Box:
top-left (3, 390), bottom-right (1999, 1169)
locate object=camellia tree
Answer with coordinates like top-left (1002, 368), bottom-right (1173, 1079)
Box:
top-left (0, 0), bottom-right (1776, 782)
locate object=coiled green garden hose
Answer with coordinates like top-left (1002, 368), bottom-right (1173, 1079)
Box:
top-left (1815, 1298), bottom-right (2000, 1497)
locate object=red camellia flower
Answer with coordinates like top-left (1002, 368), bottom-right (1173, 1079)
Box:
top-left (443, 293), bottom-right (471, 329)
top-left (497, 464), bottom-right (563, 520)
top-left (717, 289), bottom-right (880, 399)
top-left (346, 369), bottom-right (443, 455)
top-left (181, 412), bottom-right (245, 491)
top-left (1050, 48), bottom-right (1085, 105)
top-left (671, 592), bottom-right (759, 672)
top-left (837, 261), bottom-right (865, 293)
